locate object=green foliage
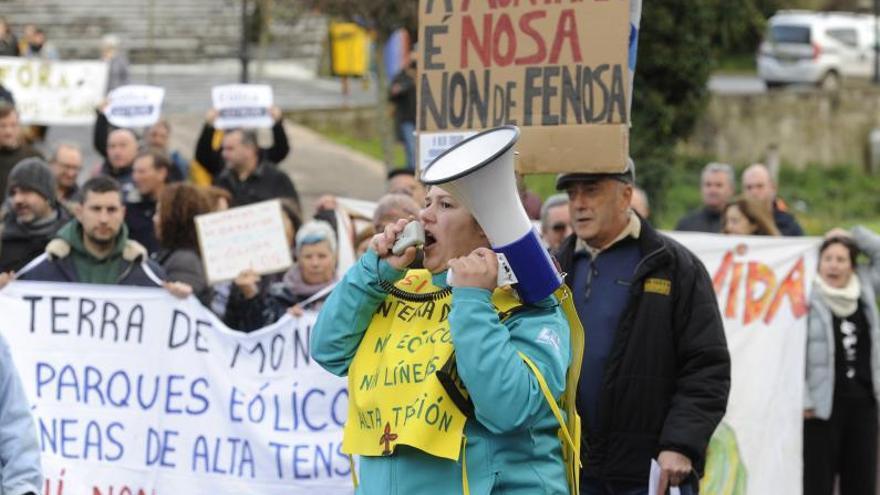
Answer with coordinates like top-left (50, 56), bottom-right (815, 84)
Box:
top-left (630, 1), bottom-right (714, 212)
top-left (314, 0), bottom-right (417, 40)
top-left (777, 163), bottom-right (880, 234)
top-left (319, 129), bottom-right (407, 168)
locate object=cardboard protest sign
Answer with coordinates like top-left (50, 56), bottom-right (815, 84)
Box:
top-left (0, 57), bottom-right (107, 125)
top-left (417, 0), bottom-right (635, 173)
top-left (0, 282), bottom-right (352, 494)
top-left (668, 233), bottom-right (820, 495)
top-left (195, 200), bottom-right (293, 284)
top-left (212, 84), bottom-right (274, 130)
top-left (105, 85), bottom-right (165, 128)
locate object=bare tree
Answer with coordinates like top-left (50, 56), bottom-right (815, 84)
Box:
top-left (315, 0), bottom-right (418, 169)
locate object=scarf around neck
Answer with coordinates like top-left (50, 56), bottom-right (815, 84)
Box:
top-left (815, 273), bottom-right (861, 318)
top-left (284, 265), bottom-right (337, 301)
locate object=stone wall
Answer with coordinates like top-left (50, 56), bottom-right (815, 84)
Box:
top-left (683, 87), bottom-right (880, 171)
top-left (0, 0), bottom-right (326, 65)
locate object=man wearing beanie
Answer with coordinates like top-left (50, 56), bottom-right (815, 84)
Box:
top-left (0, 158), bottom-right (70, 272)
top-left (0, 105), bottom-right (42, 204)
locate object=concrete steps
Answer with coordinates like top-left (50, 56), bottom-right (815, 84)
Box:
top-left (1, 0), bottom-right (326, 64)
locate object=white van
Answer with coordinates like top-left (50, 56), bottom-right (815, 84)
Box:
top-left (757, 10), bottom-right (877, 90)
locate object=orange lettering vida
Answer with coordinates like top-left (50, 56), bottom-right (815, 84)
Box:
top-left (712, 244), bottom-right (807, 325)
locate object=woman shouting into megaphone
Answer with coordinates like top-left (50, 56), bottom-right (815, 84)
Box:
top-left (311, 185), bottom-right (574, 495)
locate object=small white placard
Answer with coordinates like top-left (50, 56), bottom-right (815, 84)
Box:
top-left (211, 84), bottom-right (274, 129)
top-left (195, 199), bottom-right (292, 284)
top-left (105, 84), bottom-right (165, 128)
top-left (418, 131), bottom-right (477, 171)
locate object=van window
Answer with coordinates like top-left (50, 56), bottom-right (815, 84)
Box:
top-left (771, 25), bottom-right (811, 44)
top-left (826, 28), bottom-right (858, 47)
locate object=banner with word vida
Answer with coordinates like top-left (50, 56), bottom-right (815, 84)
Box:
top-left (0, 282), bottom-right (352, 495)
top-left (0, 57), bottom-right (108, 125)
top-left (417, 0), bottom-right (636, 173)
top-left (669, 233), bottom-right (820, 495)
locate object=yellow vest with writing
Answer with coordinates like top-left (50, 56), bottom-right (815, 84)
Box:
top-left (343, 269), bottom-right (522, 460)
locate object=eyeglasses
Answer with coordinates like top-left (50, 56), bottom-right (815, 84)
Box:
top-left (551, 223), bottom-right (568, 233)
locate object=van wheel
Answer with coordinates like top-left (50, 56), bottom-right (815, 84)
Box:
top-left (819, 71), bottom-right (840, 91)
top-left (765, 81), bottom-right (786, 90)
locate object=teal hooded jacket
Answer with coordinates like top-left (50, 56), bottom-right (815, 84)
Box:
top-left (311, 250), bottom-right (571, 495)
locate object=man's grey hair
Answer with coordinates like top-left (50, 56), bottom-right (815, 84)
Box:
top-left (701, 162), bottom-right (735, 188)
top-left (49, 141), bottom-right (82, 163)
top-left (295, 220), bottom-right (337, 257)
top-left (540, 193), bottom-right (569, 232)
top-left (373, 193), bottom-right (420, 230)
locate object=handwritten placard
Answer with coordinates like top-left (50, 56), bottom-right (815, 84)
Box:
top-left (416, 0), bottom-right (636, 173)
top-left (195, 200), bottom-right (292, 284)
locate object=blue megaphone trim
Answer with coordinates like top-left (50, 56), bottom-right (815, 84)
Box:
top-left (494, 229), bottom-right (562, 304)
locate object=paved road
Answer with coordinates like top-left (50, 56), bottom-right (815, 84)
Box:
top-left (708, 74), bottom-right (767, 95)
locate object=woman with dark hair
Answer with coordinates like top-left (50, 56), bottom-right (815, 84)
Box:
top-left (152, 183), bottom-right (214, 305)
top-left (804, 226), bottom-right (880, 495)
top-left (721, 196), bottom-right (780, 236)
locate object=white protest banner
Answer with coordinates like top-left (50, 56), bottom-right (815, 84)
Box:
top-left (668, 233), bottom-right (820, 495)
top-left (105, 85), bottom-right (165, 128)
top-left (212, 84), bottom-right (274, 130)
top-left (195, 200), bottom-right (293, 284)
top-left (0, 282), bottom-right (352, 495)
top-left (0, 57), bottom-right (108, 125)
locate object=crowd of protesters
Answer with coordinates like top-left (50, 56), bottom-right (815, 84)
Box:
top-left (0, 22), bottom-right (877, 495)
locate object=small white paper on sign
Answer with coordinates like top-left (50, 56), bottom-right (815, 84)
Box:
top-left (211, 84), bottom-right (274, 129)
top-left (649, 459), bottom-right (681, 495)
top-left (105, 85), bottom-right (165, 128)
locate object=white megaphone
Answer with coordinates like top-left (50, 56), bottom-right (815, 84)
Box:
top-left (421, 126), bottom-right (562, 304)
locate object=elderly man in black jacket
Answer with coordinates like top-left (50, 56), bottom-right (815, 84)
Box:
top-left (554, 161), bottom-right (731, 495)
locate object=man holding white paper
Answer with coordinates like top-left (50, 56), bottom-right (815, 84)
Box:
top-left (555, 163), bottom-right (730, 495)
top-left (214, 129), bottom-right (299, 209)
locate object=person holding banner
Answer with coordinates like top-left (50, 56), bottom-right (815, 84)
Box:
top-left (312, 186), bottom-right (573, 494)
top-left (720, 196), bottom-right (780, 237)
top-left (15, 176), bottom-right (169, 288)
top-left (804, 226), bottom-right (880, 495)
top-left (0, 332), bottom-right (42, 495)
top-left (0, 158), bottom-right (71, 273)
top-left (152, 182), bottom-right (214, 305)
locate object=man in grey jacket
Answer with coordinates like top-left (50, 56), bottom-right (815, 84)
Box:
top-left (0, 332), bottom-right (41, 495)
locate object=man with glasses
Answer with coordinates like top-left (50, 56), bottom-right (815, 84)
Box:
top-left (540, 193), bottom-right (572, 253)
top-left (49, 142), bottom-right (83, 210)
top-left (554, 160), bottom-right (731, 495)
